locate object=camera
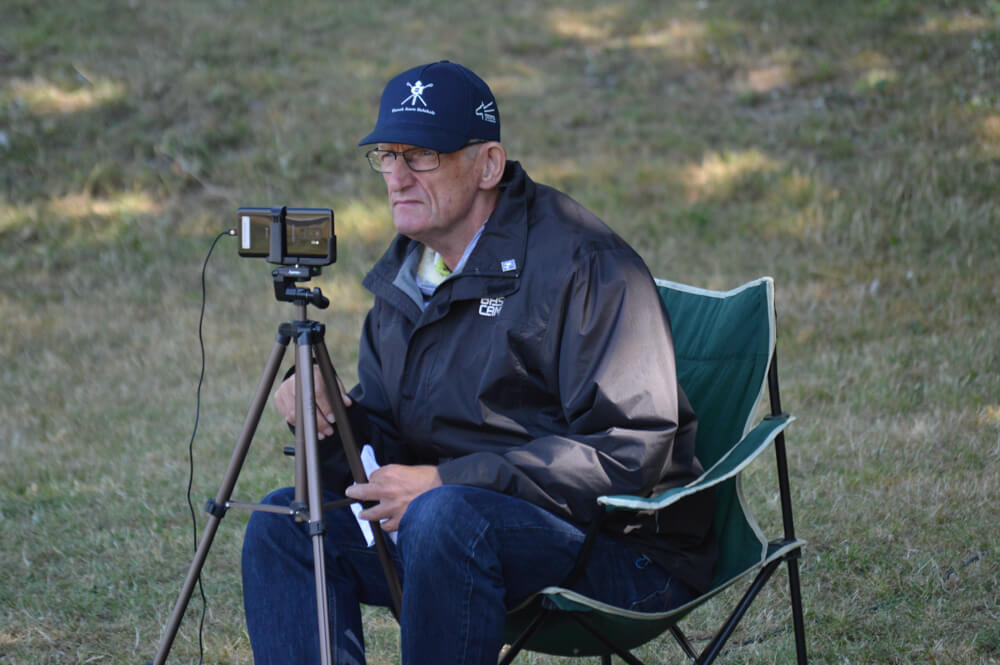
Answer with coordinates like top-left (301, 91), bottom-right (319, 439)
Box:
top-left (237, 206), bottom-right (336, 266)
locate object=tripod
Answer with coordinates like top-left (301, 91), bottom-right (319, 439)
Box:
top-left (148, 265), bottom-right (402, 665)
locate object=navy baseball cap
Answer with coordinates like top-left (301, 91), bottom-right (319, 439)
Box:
top-left (358, 61), bottom-right (500, 153)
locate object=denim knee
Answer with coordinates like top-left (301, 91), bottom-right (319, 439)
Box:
top-left (243, 488), bottom-right (300, 554)
top-left (397, 485), bottom-right (485, 557)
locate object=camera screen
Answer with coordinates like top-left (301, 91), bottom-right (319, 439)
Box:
top-left (285, 208), bottom-right (333, 258)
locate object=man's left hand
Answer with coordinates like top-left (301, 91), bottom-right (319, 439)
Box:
top-left (345, 464), bottom-right (442, 533)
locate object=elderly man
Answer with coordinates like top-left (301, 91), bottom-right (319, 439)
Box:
top-left (241, 60), bottom-right (716, 665)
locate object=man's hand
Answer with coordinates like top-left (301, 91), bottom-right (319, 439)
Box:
top-left (345, 465), bottom-right (442, 532)
top-left (273, 365), bottom-right (352, 439)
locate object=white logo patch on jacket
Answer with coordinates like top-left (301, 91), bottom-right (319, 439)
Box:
top-left (479, 297), bottom-right (504, 317)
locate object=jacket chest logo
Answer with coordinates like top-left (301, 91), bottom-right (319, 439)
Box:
top-left (478, 297), bottom-right (504, 317)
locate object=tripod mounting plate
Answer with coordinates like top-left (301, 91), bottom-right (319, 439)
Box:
top-left (272, 265), bottom-right (329, 309)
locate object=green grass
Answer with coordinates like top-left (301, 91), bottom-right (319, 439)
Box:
top-left (2, 1), bottom-right (999, 663)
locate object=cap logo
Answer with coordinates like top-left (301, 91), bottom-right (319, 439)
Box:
top-left (401, 80), bottom-right (433, 106)
top-left (476, 101), bottom-right (497, 124)
top-left (393, 80), bottom-right (437, 117)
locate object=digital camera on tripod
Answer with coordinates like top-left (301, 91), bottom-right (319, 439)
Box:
top-left (147, 206), bottom-right (401, 665)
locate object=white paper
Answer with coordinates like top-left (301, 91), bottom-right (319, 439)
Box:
top-left (350, 444), bottom-right (397, 546)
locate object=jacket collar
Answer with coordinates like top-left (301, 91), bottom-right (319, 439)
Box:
top-left (363, 160), bottom-right (531, 313)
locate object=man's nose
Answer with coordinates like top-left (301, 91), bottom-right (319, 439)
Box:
top-left (385, 158), bottom-right (416, 188)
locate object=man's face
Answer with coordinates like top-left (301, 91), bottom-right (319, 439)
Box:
top-left (379, 143), bottom-right (482, 246)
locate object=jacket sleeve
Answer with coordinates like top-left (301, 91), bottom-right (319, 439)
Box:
top-left (436, 248), bottom-right (698, 525)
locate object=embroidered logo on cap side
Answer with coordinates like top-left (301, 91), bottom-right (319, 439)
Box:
top-left (476, 101), bottom-right (497, 123)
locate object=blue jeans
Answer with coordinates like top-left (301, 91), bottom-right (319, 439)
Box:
top-left (242, 485), bottom-right (694, 665)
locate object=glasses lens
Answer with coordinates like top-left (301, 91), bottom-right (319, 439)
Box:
top-left (367, 149), bottom-right (394, 173)
top-left (366, 148), bottom-right (442, 173)
top-left (403, 148), bottom-right (440, 172)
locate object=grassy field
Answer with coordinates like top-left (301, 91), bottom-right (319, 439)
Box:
top-left (2, 1), bottom-right (998, 663)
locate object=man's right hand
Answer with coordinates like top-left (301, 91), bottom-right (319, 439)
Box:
top-left (273, 365), bottom-right (352, 439)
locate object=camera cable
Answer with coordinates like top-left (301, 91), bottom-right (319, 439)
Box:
top-left (185, 228), bottom-right (237, 665)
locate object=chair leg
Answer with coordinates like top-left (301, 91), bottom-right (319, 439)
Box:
top-left (669, 625), bottom-right (698, 661)
top-left (699, 560), bottom-right (782, 664)
top-left (498, 608), bottom-right (551, 665)
top-left (786, 558), bottom-right (809, 664)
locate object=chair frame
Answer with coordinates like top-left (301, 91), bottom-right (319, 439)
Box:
top-left (500, 278), bottom-right (808, 665)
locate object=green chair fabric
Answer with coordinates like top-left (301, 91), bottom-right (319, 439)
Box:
top-left (501, 277), bottom-right (808, 665)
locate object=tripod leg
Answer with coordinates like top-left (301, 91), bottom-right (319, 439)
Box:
top-left (314, 340), bottom-right (404, 618)
top-left (149, 337), bottom-right (289, 665)
top-left (295, 340), bottom-right (335, 665)
top-left (293, 302), bottom-right (311, 516)
top-left (293, 362), bottom-right (308, 519)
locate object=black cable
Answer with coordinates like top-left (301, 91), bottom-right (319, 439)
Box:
top-left (186, 228), bottom-right (236, 665)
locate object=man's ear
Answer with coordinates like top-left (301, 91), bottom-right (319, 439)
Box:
top-left (479, 142), bottom-right (507, 189)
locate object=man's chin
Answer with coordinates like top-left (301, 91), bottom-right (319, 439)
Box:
top-left (392, 214), bottom-right (431, 240)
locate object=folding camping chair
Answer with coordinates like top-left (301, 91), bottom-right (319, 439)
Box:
top-left (501, 276), bottom-right (808, 665)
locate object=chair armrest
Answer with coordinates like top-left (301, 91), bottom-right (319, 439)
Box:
top-left (598, 414), bottom-right (794, 512)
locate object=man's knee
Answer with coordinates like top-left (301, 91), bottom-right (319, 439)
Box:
top-left (397, 485), bottom-right (491, 557)
top-left (243, 487), bottom-right (355, 556)
top-left (243, 488), bottom-right (300, 556)
top-left (400, 485), bottom-right (468, 529)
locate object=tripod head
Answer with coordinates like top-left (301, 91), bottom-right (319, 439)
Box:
top-left (272, 265), bottom-right (329, 310)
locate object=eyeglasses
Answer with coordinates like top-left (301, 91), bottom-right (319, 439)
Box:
top-left (365, 140), bottom-right (487, 174)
